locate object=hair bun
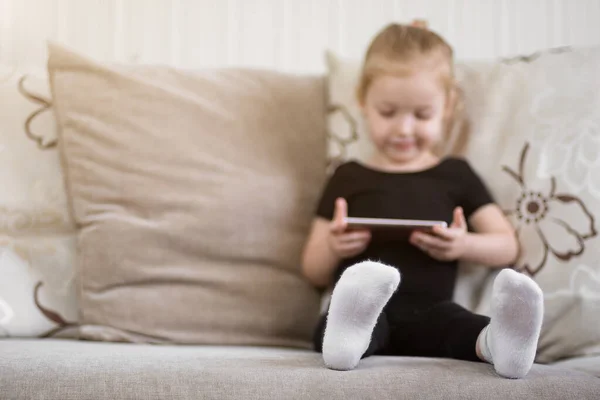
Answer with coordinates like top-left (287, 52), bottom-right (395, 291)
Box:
top-left (410, 19), bottom-right (428, 29)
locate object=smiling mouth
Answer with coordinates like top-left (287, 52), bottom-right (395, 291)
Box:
top-left (390, 142), bottom-right (415, 150)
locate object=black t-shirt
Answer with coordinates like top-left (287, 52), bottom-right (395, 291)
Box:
top-left (316, 158), bottom-right (494, 307)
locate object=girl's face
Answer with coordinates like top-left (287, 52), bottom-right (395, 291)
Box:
top-left (361, 70), bottom-right (448, 169)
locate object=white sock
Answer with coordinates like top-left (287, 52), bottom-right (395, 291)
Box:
top-left (478, 268), bottom-right (544, 379)
top-left (478, 325), bottom-right (494, 363)
top-left (322, 261), bottom-right (400, 371)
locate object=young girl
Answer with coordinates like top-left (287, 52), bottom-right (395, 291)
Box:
top-left (302, 23), bottom-right (544, 379)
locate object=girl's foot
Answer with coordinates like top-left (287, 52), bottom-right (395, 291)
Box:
top-left (322, 261), bottom-right (400, 370)
top-left (478, 268), bottom-right (544, 379)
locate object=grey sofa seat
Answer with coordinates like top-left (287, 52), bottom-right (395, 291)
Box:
top-left (551, 355), bottom-right (600, 378)
top-left (1, 339), bottom-right (599, 400)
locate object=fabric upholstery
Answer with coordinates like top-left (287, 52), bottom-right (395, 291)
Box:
top-left (0, 339), bottom-right (598, 400)
top-left (47, 43), bottom-right (326, 347)
top-left (0, 65), bottom-right (77, 338)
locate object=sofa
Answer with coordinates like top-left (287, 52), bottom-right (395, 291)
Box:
top-left (1, 43), bottom-right (599, 399)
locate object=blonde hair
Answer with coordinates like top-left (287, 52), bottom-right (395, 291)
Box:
top-left (357, 23), bottom-right (454, 103)
top-left (357, 23), bottom-right (468, 155)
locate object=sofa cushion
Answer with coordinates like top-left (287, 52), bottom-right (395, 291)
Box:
top-left (0, 65), bottom-right (77, 338)
top-left (47, 43), bottom-right (325, 347)
top-left (552, 355), bottom-right (600, 378)
top-left (0, 339), bottom-right (598, 400)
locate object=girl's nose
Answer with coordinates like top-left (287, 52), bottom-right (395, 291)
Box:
top-left (395, 115), bottom-right (414, 136)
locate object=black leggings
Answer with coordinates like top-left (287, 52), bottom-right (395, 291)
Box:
top-left (313, 301), bottom-right (490, 362)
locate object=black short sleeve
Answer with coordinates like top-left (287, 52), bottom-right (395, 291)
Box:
top-left (315, 163), bottom-right (352, 220)
top-left (458, 160), bottom-right (495, 219)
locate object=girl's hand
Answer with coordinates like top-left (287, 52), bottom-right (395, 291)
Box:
top-left (410, 207), bottom-right (469, 261)
top-left (329, 198), bottom-right (371, 259)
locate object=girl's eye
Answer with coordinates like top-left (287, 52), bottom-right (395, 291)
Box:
top-left (379, 110), bottom-right (395, 118)
top-left (416, 111), bottom-right (433, 120)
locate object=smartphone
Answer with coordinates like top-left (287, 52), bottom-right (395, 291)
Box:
top-left (345, 217), bottom-right (447, 230)
top-left (344, 217), bottom-right (447, 240)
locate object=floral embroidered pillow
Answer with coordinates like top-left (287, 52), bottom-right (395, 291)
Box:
top-left (325, 46), bottom-right (600, 363)
top-left (458, 47), bottom-right (600, 363)
top-left (0, 65), bottom-right (78, 338)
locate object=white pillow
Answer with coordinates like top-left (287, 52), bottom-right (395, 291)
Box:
top-left (325, 46), bottom-right (600, 363)
top-left (0, 65), bottom-right (78, 337)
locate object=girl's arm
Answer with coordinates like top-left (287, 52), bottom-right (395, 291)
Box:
top-left (410, 204), bottom-right (519, 268)
top-left (462, 204), bottom-right (519, 267)
top-left (302, 198), bottom-right (372, 288)
top-left (301, 218), bottom-right (341, 289)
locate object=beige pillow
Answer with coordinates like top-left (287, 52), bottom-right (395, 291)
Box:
top-left (48, 43), bottom-right (326, 347)
top-left (325, 47), bottom-right (600, 362)
top-left (0, 65), bottom-right (78, 338)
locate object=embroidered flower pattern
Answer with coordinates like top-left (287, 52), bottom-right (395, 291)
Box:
top-left (0, 246), bottom-right (77, 337)
top-left (500, 46), bottom-right (571, 65)
top-left (0, 296), bottom-right (15, 327)
top-left (327, 104), bottom-right (360, 172)
top-left (18, 75), bottom-right (57, 149)
top-left (502, 143), bottom-right (597, 276)
top-left (34, 282), bottom-right (77, 338)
